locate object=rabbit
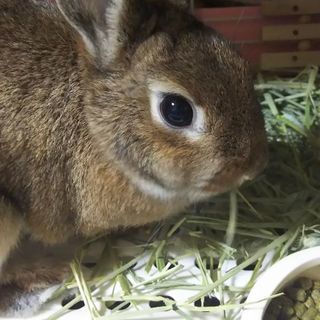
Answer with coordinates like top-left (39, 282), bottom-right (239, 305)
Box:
top-left (0, 0), bottom-right (268, 316)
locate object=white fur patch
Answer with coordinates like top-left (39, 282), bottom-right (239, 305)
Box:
top-left (133, 176), bottom-right (176, 201)
top-left (121, 165), bottom-right (175, 201)
top-left (4, 294), bottom-right (41, 318)
top-left (149, 80), bottom-right (206, 141)
top-left (2, 285), bottom-right (60, 318)
top-left (38, 285), bottom-right (61, 304)
top-left (125, 167), bottom-right (211, 203)
top-left (187, 189), bottom-right (212, 203)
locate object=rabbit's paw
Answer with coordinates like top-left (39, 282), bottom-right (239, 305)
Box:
top-left (0, 283), bottom-right (60, 317)
top-left (0, 260), bottom-right (70, 317)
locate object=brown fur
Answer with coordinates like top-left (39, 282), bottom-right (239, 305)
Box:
top-left (1, 258), bottom-right (70, 292)
top-left (0, 199), bottom-right (23, 270)
top-left (0, 0), bottom-right (268, 314)
top-left (0, 255), bottom-right (70, 317)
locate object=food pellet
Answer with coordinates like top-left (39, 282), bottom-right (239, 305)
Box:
top-left (311, 289), bottom-right (320, 301)
top-left (286, 288), bottom-right (306, 302)
top-left (301, 307), bottom-right (318, 320)
top-left (263, 277), bottom-right (320, 320)
top-left (314, 281), bottom-right (320, 289)
top-left (304, 296), bottom-right (314, 308)
top-left (293, 302), bottom-right (306, 318)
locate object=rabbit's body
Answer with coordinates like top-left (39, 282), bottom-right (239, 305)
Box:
top-left (0, 4), bottom-right (87, 244)
top-left (0, 0), bottom-right (268, 315)
top-left (0, 1), bottom-right (189, 245)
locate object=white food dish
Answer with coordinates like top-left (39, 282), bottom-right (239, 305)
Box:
top-left (241, 246), bottom-right (320, 320)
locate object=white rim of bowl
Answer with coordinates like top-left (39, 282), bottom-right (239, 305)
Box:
top-left (241, 246), bottom-right (320, 320)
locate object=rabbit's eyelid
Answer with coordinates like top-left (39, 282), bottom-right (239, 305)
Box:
top-left (149, 80), bottom-right (205, 141)
top-left (149, 91), bottom-right (206, 141)
top-left (148, 81), bottom-right (195, 105)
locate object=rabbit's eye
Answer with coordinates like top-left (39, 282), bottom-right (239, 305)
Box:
top-left (160, 94), bottom-right (193, 128)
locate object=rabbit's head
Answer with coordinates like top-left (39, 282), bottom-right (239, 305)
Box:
top-left (57, 0), bottom-right (268, 202)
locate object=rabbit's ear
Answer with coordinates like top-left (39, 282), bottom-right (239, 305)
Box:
top-left (56, 0), bottom-right (109, 59)
top-left (57, 0), bottom-right (156, 68)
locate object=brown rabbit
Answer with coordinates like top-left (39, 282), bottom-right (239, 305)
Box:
top-left (0, 0), bottom-right (268, 315)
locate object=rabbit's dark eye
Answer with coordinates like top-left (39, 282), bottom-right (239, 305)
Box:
top-left (160, 94), bottom-right (193, 128)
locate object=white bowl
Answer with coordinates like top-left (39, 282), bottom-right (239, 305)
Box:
top-left (241, 246), bottom-right (320, 320)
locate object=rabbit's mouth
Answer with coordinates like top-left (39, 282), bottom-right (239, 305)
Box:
top-left (198, 157), bottom-right (268, 195)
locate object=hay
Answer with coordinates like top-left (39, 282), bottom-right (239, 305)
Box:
top-left (49, 66), bottom-right (320, 320)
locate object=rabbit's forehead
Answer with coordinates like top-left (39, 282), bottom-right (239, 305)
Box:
top-left (145, 68), bottom-right (237, 114)
top-left (137, 34), bottom-right (249, 107)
